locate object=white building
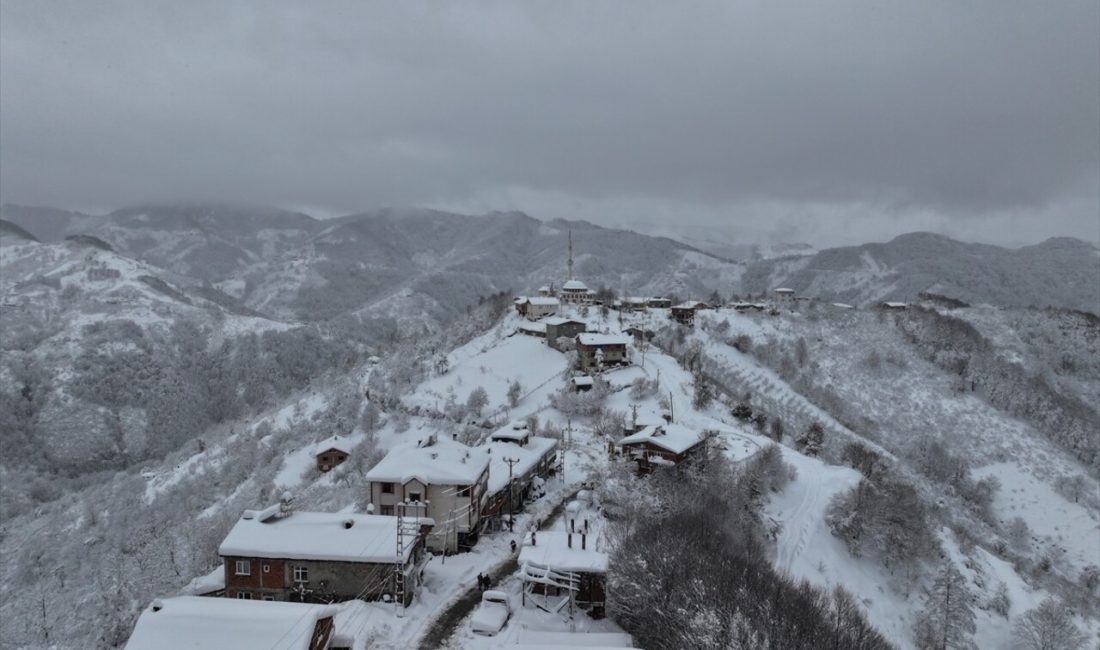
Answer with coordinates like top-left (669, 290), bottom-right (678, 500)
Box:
top-left (519, 296), bottom-right (560, 320)
top-left (365, 435), bottom-right (490, 553)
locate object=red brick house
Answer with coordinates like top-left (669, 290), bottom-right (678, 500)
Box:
top-left (218, 504), bottom-right (432, 605)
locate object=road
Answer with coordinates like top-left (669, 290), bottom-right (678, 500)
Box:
top-left (416, 488), bottom-right (581, 649)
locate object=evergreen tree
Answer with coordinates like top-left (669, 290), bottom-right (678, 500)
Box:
top-left (692, 371), bottom-right (713, 410)
top-left (797, 421), bottom-right (826, 456)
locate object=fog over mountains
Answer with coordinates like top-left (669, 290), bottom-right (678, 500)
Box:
top-left (4, 203), bottom-right (1097, 320)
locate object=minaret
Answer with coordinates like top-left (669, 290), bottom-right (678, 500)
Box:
top-left (567, 230), bottom-right (574, 281)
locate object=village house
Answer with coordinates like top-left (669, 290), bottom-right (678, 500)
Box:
top-left (218, 504), bottom-right (432, 605)
top-left (571, 375), bottom-right (594, 392)
top-left (620, 296), bottom-right (649, 312)
top-left (517, 321), bottom-right (547, 338)
top-left (125, 596), bottom-right (338, 650)
top-left (365, 435), bottom-right (490, 553)
top-left (732, 302), bottom-right (767, 312)
top-left (537, 285), bottom-right (554, 297)
top-left (480, 435), bottom-right (559, 530)
top-left (515, 296), bottom-right (560, 320)
top-left (574, 333), bottom-right (631, 372)
top-left (313, 435), bottom-right (352, 473)
top-left (618, 424), bottom-right (707, 474)
top-left (879, 301), bottom-right (909, 311)
top-left (774, 287), bottom-right (796, 304)
top-left (519, 501), bottom-right (608, 617)
top-left (647, 297), bottom-right (672, 309)
top-left (670, 301), bottom-right (709, 326)
top-left (544, 316), bottom-right (587, 350)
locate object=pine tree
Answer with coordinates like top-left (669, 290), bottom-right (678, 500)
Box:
top-left (914, 564), bottom-right (976, 650)
top-left (692, 371), bottom-right (713, 409)
top-left (797, 421), bottom-right (825, 456)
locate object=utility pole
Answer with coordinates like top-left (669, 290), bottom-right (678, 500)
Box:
top-left (503, 457), bottom-right (520, 529)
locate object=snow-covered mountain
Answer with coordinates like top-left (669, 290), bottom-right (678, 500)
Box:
top-left (740, 232), bottom-right (1100, 312)
top-left (2, 204), bottom-right (1098, 649)
top-left (4, 204), bottom-right (744, 325)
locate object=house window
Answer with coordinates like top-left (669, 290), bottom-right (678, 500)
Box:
top-left (293, 566), bottom-right (309, 583)
top-left (408, 492), bottom-right (421, 502)
top-left (235, 560), bottom-right (251, 576)
top-left (262, 564), bottom-right (270, 574)
top-left (381, 505), bottom-right (394, 516)
top-left (236, 591), bottom-right (252, 599)
top-left (262, 595), bottom-right (275, 601)
top-left (382, 482), bottom-right (394, 494)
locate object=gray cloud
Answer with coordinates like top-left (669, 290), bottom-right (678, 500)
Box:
top-left (2, 1), bottom-right (1097, 245)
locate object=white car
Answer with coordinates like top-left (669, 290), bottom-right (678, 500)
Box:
top-left (470, 590), bottom-right (511, 636)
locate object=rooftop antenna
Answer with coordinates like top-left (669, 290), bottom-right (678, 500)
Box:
top-left (567, 230), bottom-right (574, 281)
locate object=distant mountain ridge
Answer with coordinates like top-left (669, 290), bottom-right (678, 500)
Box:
top-left (4, 203), bottom-right (1096, 317)
top-left (741, 231), bottom-right (1100, 313)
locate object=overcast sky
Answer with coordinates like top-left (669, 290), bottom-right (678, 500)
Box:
top-left (2, 1), bottom-right (1097, 246)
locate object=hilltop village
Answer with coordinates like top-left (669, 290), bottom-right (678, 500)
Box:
top-left (124, 239), bottom-right (843, 649)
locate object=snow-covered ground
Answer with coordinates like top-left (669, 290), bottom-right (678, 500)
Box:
top-left (973, 462), bottom-right (1100, 573)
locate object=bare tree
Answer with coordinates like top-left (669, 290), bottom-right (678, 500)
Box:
top-left (1012, 598), bottom-right (1088, 650)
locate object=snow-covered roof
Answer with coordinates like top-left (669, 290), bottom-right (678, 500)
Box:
top-left (365, 436), bottom-right (488, 485)
top-left (562, 280), bottom-right (588, 291)
top-left (526, 297), bottom-right (560, 306)
top-left (125, 596), bottom-right (338, 650)
top-left (520, 530), bottom-right (608, 574)
top-left (537, 285), bottom-right (550, 292)
top-left (518, 322), bottom-right (547, 333)
top-left (484, 437), bottom-right (558, 494)
top-left (489, 424), bottom-right (530, 443)
top-left (313, 435), bottom-right (353, 456)
top-left (672, 301), bottom-right (707, 309)
top-left (219, 509), bottom-right (428, 563)
top-left (623, 296), bottom-right (648, 303)
top-left (179, 566), bottom-right (225, 596)
top-left (831, 302), bottom-right (854, 309)
top-left (882, 301), bottom-right (908, 308)
top-left (775, 287), bottom-right (795, 293)
top-left (542, 316), bottom-right (584, 326)
top-left (576, 333), bottom-right (630, 346)
top-left (619, 424), bottom-right (704, 455)
top-left (572, 376), bottom-right (594, 387)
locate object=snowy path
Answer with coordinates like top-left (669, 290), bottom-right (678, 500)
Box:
top-left (773, 454), bottom-right (826, 573)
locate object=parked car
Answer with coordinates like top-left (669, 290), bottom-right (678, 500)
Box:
top-left (470, 590), bottom-right (511, 636)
